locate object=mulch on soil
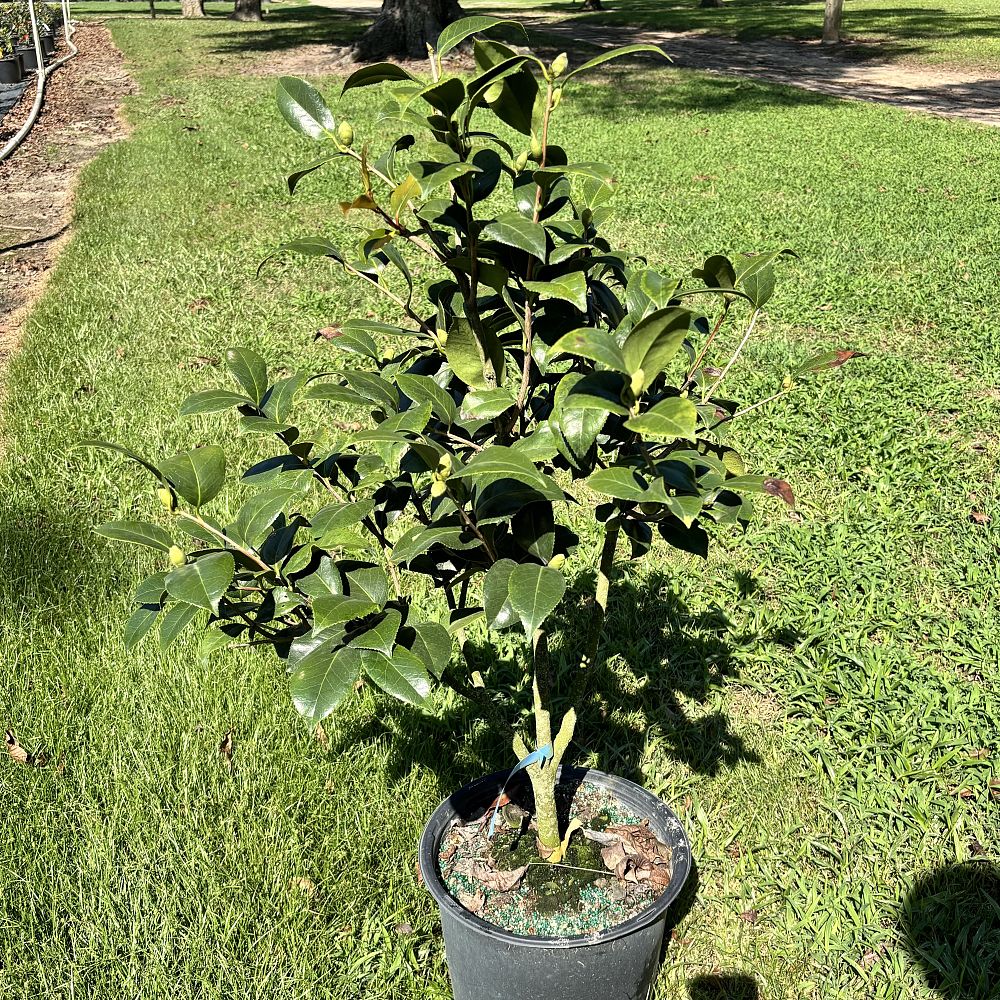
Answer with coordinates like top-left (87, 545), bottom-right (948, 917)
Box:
top-left (0, 24), bottom-right (134, 375)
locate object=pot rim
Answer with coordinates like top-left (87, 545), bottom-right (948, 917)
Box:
top-left (418, 765), bottom-right (692, 949)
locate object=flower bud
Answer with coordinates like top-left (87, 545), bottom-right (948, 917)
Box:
top-left (530, 135), bottom-right (543, 160)
top-left (168, 545), bottom-right (186, 568)
top-left (436, 453), bottom-right (453, 478)
top-left (157, 487), bottom-right (176, 513)
top-left (514, 151), bottom-right (529, 173)
top-left (430, 479), bottom-right (447, 498)
top-left (630, 368), bottom-right (645, 396)
top-left (547, 553), bottom-right (566, 570)
top-left (337, 121), bottom-right (354, 147)
top-left (551, 52), bottom-right (568, 78)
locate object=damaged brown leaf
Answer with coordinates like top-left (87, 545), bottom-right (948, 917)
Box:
top-left (599, 820), bottom-right (673, 890)
top-left (453, 858), bottom-right (528, 892)
top-left (6, 729), bottom-right (48, 767)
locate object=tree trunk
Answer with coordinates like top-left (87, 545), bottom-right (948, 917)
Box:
top-left (230, 0), bottom-right (262, 22)
top-left (823, 0), bottom-right (844, 44)
top-left (351, 0), bottom-right (463, 61)
top-left (579, 0), bottom-right (604, 10)
top-left (148, 0), bottom-right (156, 18)
top-left (699, 0), bottom-right (724, 8)
top-left (181, 0), bottom-right (205, 17)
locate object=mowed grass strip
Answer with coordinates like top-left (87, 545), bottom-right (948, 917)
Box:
top-left (0, 9), bottom-right (997, 999)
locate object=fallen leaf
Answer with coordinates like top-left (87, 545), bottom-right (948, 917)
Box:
top-left (6, 730), bottom-right (27, 763)
top-left (859, 948), bottom-right (879, 968)
top-left (394, 922), bottom-right (415, 936)
top-left (314, 723), bottom-right (330, 750)
top-left (990, 778), bottom-right (1000, 802)
top-left (763, 478), bottom-right (795, 507)
top-left (315, 325), bottom-right (342, 342)
top-left (968, 748), bottom-right (990, 759)
top-left (452, 858), bottom-right (528, 892)
top-left (969, 839), bottom-right (987, 857)
top-left (290, 877), bottom-right (316, 897)
top-left (219, 729), bottom-right (234, 765)
top-left (950, 786), bottom-right (975, 799)
top-left (599, 821), bottom-right (673, 890)
top-left (738, 909), bottom-right (758, 924)
top-left (187, 297), bottom-right (210, 313)
top-left (457, 890), bottom-right (485, 914)
top-left (970, 511), bottom-right (991, 525)
top-left (582, 827), bottom-right (618, 846)
top-left (6, 729), bottom-right (47, 766)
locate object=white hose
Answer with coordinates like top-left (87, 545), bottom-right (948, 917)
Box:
top-left (0, 0), bottom-right (78, 162)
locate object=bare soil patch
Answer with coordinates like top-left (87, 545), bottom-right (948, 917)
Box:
top-left (0, 24), bottom-right (135, 375)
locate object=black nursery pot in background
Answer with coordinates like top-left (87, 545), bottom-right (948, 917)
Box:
top-left (40, 35), bottom-right (55, 58)
top-left (16, 46), bottom-right (39, 72)
top-left (419, 767), bottom-right (692, 1000)
top-left (0, 55), bottom-right (23, 85)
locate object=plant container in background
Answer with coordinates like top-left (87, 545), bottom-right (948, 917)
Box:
top-left (419, 767), bottom-right (692, 1000)
top-left (15, 46), bottom-right (38, 73)
top-left (0, 54), bottom-right (23, 85)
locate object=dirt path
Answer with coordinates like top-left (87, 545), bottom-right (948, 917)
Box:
top-left (312, 0), bottom-right (1000, 127)
top-left (0, 24), bottom-right (134, 377)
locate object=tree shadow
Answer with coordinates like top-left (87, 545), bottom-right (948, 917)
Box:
top-left (203, 4), bottom-right (366, 57)
top-left (899, 861), bottom-right (1000, 998)
top-left (684, 973), bottom-right (760, 999)
top-left (321, 565), bottom-right (800, 798)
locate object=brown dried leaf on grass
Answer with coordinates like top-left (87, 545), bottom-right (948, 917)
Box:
top-left (599, 820), bottom-right (673, 890)
top-left (219, 729), bottom-right (234, 766)
top-left (452, 858), bottom-right (529, 892)
top-left (6, 729), bottom-right (48, 767)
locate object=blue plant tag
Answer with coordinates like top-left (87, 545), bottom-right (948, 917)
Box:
top-left (486, 743), bottom-right (553, 839)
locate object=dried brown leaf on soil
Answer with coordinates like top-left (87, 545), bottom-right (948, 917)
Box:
top-left (452, 858), bottom-right (529, 892)
top-left (457, 889), bottom-right (485, 914)
top-left (599, 820), bottom-right (673, 890)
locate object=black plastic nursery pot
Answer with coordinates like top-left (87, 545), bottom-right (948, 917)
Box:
top-left (16, 46), bottom-right (39, 73)
top-left (419, 766), bottom-right (692, 1000)
top-left (0, 55), bottom-right (23, 85)
top-left (40, 35), bottom-right (55, 58)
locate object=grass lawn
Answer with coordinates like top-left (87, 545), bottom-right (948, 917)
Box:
top-left (2, 5), bottom-right (998, 999)
top-left (485, 0), bottom-right (1000, 72)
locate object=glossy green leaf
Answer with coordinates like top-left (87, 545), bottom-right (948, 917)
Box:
top-left (625, 397), bottom-right (698, 441)
top-left (233, 488), bottom-right (300, 547)
top-left (161, 446), bottom-right (226, 508)
top-left (362, 648), bottom-right (431, 707)
top-left (225, 348), bottom-right (268, 405)
top-left (276, 76), bottom-right (336, 139)
top-left (523, 272), bottom-right (588, 312)
top-left (453, 446), bottom-right (563, 501)
top-left (507, 563), bottom-right (566, 639)
top-left (290, 643), bottom-right (361, 724)
top-left (408, 622), bottom-right (452, 678)
top-left (444, 316), bottom-right (504, 389)
top-left (95, 520), bottom-right (173, 553)
top-left (587, 467), bottom-right (650, 502)
top-left (124, 606), bottom-right (160, 650)
top-left (564, 43), bottom-right (669, 82)
top-left (351, 609), bottom-right (402, 656)
top-left (436, 15), bottom-right (521, 58)
top-left (482, 214), bottom-right (547, 261)
top-left (180, 389), bottom-right (253, 416)
top-left (159, 601), bottom-right (201, 650)
top-left (342, 62), bottom-right (416, 93)
top-left (483, 558), bottom-right (518, 631)
top-left (550, 327), bottom-right (628, 372)
top-left (396, 374), bottom-right (458, 425)
top-left (621, 307), bottom-right (696, 385)
top-left (164, 552), bottom-right (235, 613)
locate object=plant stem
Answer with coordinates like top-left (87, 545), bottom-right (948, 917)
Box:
top-left (703, 307), bottom-right (760, 400)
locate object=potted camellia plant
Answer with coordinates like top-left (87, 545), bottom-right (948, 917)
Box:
top-left (88, 17), bottom-right (856, 998)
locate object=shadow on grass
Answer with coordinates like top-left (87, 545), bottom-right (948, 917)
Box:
top-left (203, 4), bottom-right (366, 56)
top-left (900, 861), bottom-right (1000, 999)
top-left (686, 972), bottom-right (760, 999)
top-left (322, 565), bottom-right (799, 798)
